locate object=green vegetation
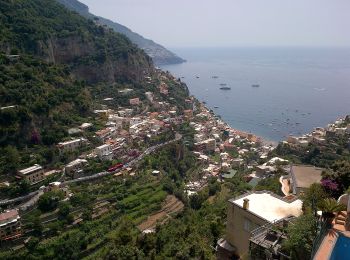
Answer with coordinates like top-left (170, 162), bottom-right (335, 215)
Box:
top-left (38, 190), bottom-right (65, 212)
top-left (0, 0), bottom-right (146, 67)
top-left (255, 174), bottom-right (283, 196)
top-left (140, 142), bottom-right (198, 189)
top-left (273, 132), bottom-right (350, 196)
top-left (282, 214), bottom-right (318, 260)
top-left (318, 198), bottom-right (346, 214)
top-left (0, 54), bottom-right (91, 145)
top-left (0, 0), bottom-right (170, 188)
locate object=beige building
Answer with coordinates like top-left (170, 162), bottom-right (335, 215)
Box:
top-left (159, 83), bottom-right (169, 95)
top-left (95, 144), bottom-right (113, 161)
top-left (57, 138), bottom-right (87, 154)
top-left (289, 165), bottom-right (323, 196)
top-left (18, 164), bottom-right (45, 185)
top-left (184, 110), bottom-right (193, 118)
top-left (217, 191), bottom-right (302, 259)
top-left (202, 138), bottom-right (216, 152)
top-left (0, 209), bottom-right (22, 241)
top-left (145, 91), bottom-right (154, 102)
top-left (65, 159), bottom-right (88, 179)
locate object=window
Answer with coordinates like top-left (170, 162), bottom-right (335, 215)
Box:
top-left (244, 218), bottom-right (252, 232)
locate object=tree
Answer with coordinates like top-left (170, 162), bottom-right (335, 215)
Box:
top-left (58, 202), bottom-right (70, 220)
top-left (189, 193), bottom-right (207, 210)
top-left (208, 178), bottom-right (221, 196)
top-left (301, 183), bottom-right (328, 215)
top-left (2, 146), bottom-right (20, 174)
top-left (283, 214), bottom-right (318, 260)
top-left (82, 207), bottom-right (93, 221)
top-left (18, 179), bottom-right (30, 195)
top-left (26, 237), bottom-right (40, 251)
top-left (106, 245), bottom-right (145, 260)
top-left (318, 198), bottom-right (346, 215)
top-left (38, 191), bottom-right (64, 212)
top-left (31, 215), bottom-right (43, 236)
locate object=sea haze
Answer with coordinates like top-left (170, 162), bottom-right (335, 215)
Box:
top-left (162, 47), bottom-right (350, 142)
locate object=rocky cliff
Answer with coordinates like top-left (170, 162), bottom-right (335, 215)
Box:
top-left (56, 0), bottom-right (186, 65)
top-left (0, 0), bottom-right (152, 84)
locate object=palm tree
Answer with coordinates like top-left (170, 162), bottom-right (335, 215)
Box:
top-left (318, 198), bottom-right (346, 213)
top-left (318, 198), bottom-right (346, 225)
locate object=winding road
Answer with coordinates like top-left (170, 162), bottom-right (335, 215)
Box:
top-left (0, 133), bottom-right (182, 207)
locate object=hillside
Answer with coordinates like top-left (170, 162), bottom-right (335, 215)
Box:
top-left (0, 0), bottom-right (152, 84)
top-left (56, 0), bottom-right (186, 65)
top-left (0, 54), bottom-right (91, 147)
top-left (0, 0), bottom-right (190, 178)
top-left (0, 0), bottom-right (150, 175)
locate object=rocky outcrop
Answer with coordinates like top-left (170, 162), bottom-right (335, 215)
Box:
top-left (56, 0), bottom-right (185, 66)
top-left (0, 0), bottom-right (153, 85)
top-left (36, 35), bottom-right (152, 84)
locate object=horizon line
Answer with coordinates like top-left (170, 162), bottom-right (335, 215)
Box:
top-left (167, 45), bottom-right (350, 49)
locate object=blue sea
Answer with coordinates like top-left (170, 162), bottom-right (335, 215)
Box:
top-left (162, 47), bottom-right (350, 142)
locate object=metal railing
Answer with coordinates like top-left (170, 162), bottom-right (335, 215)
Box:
top-left (310, 221), bottom-right (329, 259)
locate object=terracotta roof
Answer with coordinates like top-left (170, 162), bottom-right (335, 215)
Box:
top-left (0, 210), bottom-right (18, 222)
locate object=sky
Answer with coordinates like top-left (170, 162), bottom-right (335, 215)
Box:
top-left (80, 0), bottom-right (350, 48)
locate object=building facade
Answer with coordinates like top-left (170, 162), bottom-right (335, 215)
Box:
top-left (217, 191), bottom-right (302, 259)
top-left (95, 144), bottom-right (113, 161)
top-left (0, 210), bottom-right (22, 241)
top-left (18, 164), bottom-right (45, 185)
top-left (57, 138), bottom-right (87, 154)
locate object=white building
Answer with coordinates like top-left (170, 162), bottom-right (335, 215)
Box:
top-left (79, 123), bottom-right (93, 130)
top-left (65, 159), bottom-right (88, 179)
top-left (0, 209), bottom-right (22, 241)
top-left (145, 92), bottom-right (154, 102)
top-left (57, 138), bottom-right (87, 154)
top-left (130, 117), bottom-right (142, 126)
top-left (95, 144), bottom-right (113, 161)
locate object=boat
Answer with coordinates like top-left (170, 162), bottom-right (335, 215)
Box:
top-left (212, 76), bottom-right (219, 79)
top-left (196, 76), bottom-right (200, 79)
top-left (219, 83), bottom-right (227, 86)
top-left (214, 106), bottom-right (219, 108)
top-left (251, 84), bottom-right (260, 88)
top-left (219, 87), bottom-right (231, 90)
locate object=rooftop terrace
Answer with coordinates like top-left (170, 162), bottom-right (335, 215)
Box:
top-left (230, 191), bottom-right (303, 222)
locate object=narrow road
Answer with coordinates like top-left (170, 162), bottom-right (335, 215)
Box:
top-left (0, 191), bottom-right (40, 207)
top-left (0, 133), bottom-right (182, 206)
top-left (62, 133), bottom-right (182, 185)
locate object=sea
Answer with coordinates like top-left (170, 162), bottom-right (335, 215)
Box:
top-left (161, 47), bottom-right (350, 142)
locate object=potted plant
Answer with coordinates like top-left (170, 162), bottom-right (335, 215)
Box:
top-left (318, 198), bottom-right (346, 226)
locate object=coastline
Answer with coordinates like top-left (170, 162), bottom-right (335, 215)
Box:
top-left (200, 101), bottom-right (278, 148)
top-left (161, 47), bottom-right (350, 143)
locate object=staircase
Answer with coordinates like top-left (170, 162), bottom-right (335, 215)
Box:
top-left (335, 211), bottom-right (347, 226)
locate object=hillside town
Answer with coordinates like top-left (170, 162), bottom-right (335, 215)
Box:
top-left (2, 57), bottom-right (350, 259)
top-left (1, 0), bottom-right (350, 259)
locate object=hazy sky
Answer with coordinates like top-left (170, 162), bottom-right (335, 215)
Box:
top-left (80, 0), bottom-right (350, 48)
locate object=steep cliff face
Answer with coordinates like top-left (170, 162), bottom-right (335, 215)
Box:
top-left (56, 0), bottom-right (186, 65)
top-left (0, 0), bottom-right (152, 84)
top-left (35, 35), bottom-right (152, 84)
